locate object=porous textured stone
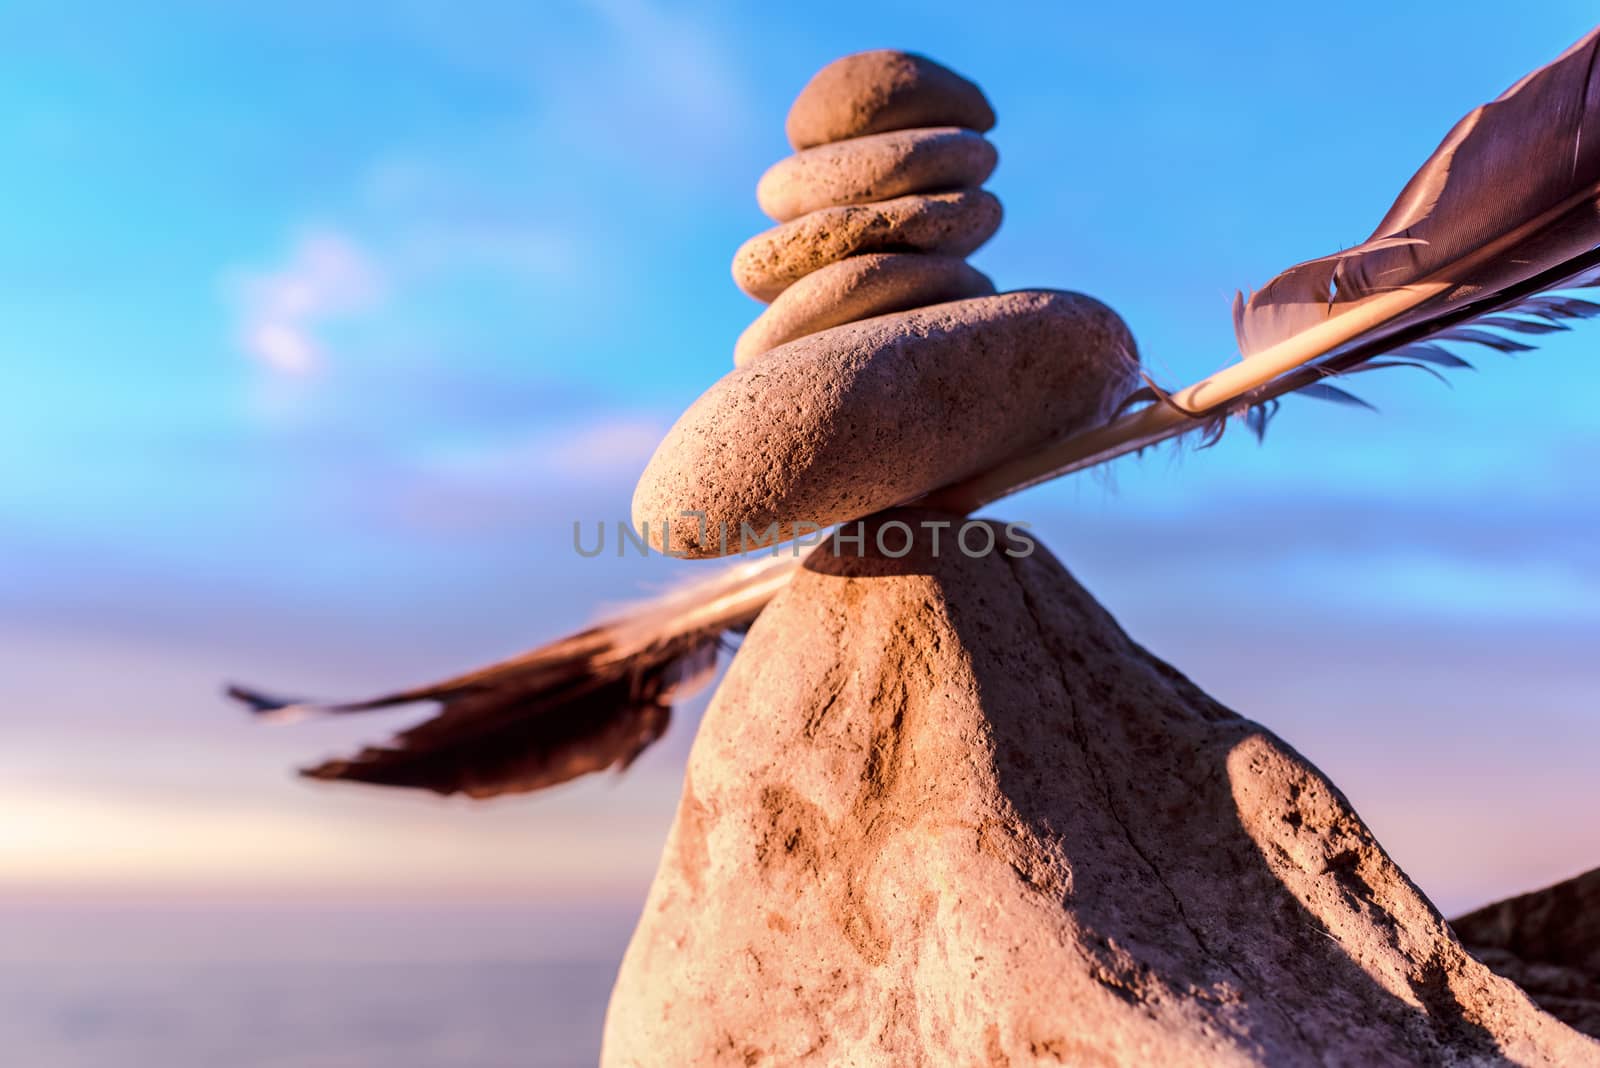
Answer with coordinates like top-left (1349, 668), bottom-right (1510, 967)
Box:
top-left (1454, 867), bottom-right (1600, 1038)
top-left (757, 127), bottom-right (998, 222)
top-left (632, 291), bottom-right (1137, 558)
top-left (732, 189), bottom-right (1001, 302)
top-left (733, 253), bottom-right (994, 366)
top-left (786, 49), bottom-right (995, 150)
top-left (602, 516), bottom-right (1599, 1066)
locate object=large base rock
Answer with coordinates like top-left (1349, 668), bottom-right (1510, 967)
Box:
top-left (1454, 867), bottom-right (1600, 1039)
top-left (603, 512), bottom-right (1597, 1066)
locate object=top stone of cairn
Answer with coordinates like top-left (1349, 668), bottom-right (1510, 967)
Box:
top-left (785, 49), bottom-right (996, 150)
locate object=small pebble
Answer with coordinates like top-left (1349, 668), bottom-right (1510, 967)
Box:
top-left (757, 127), bottom-right (997, 222)
top-left (786, 49), bottom-right (995, 150)
top-left (732, 190), bottom-right (1001, 302)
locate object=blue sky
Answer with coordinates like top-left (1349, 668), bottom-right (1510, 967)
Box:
top-left (1, 1), bottom-right (1597, 923)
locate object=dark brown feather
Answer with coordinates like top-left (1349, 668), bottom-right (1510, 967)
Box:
top-left (1237, 29), bottom-right (1600, 357)
top-left (232, 556), bottom-right (796, 798)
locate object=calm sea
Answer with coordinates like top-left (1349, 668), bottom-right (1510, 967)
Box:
top-left (0, 902), bottom-right (636, 1067)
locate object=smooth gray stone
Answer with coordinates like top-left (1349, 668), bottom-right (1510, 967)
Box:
top-left (732, 189), bottom-right (1000, 303)
top-left (632, 290), bottom-right (1138, 558)
top-left (733, 253), bottom-right (995, 366)
top-left (757, 127), bottom-right (997, 222)
top-left (785, 49), bottom-right (995, 150)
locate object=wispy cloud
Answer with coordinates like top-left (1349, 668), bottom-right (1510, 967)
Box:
top-left (546, 417), bottom-right (668, 475)
top-left (418, 415), bottom-right (668, 488)
top-left (231, 230), bottom-right (384, 375)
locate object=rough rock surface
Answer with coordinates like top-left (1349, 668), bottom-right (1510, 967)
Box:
top-left (758, 127), bottom-right (998, 222)
top-left (1454, 867), bottom-right (1600, 1038)
top-left (603, 516), bottom-right (1598, 1066)
top-left (633, 291), bottom-right (1136, 558)
top-left (786, 49), bottom-right (995, 150)
top-left (733, 253), bottom-right (994, 366)
top-left (732, 189), bottom-right (1001, 302)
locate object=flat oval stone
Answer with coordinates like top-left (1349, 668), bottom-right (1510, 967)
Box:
top-left (632, 290), bottom-right (1138, 558)
top-left (732, 190), bottom-right (1001, 302)
top-left (786, 50), bottom-right (995, 150)
top-left (757, 127), bottom-right (998, 222)
top-left (733, 253), bottom-right (994, 366)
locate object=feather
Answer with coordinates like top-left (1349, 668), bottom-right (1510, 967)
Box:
top-left (1235, 28), bottom-right (1600, 360)
top-left (231, 555), bottom-right (798, 798)
top-left (242, 27), bottom-right (1600, 798)
top-left (927, 25), bottom-right (1600, 505)
top-left (1292, 381), bottom-right (1378, 410)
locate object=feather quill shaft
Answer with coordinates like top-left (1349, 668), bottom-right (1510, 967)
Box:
top-left (926, 214), bottom-right (1600, 513)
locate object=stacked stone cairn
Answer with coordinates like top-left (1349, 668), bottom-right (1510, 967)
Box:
top-left (631, 50), bottom-right (1138, 558)
top-left (607, 50), bottom-right (1600, 1068)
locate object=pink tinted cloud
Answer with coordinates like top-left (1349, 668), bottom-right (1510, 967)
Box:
top-left (233, 230), bottom-right (384, 374)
